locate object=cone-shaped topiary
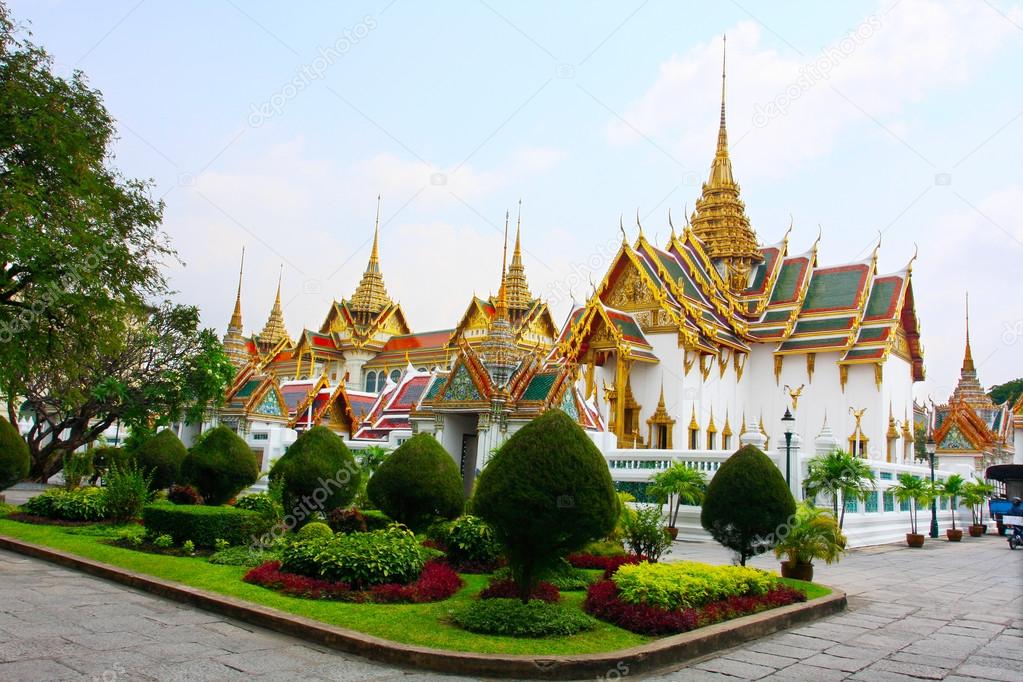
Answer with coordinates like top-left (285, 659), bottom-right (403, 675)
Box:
top-left (473, 409), bottom-right (618, 602)
top-left (268, 426), bottom-right (360, 528)
top-left (366, 433), bottom-right (462, 530)
top-left (134, 429), bottom-right (187, 491)
top-left (181, 426), bottom-right (259, 506)
top-left (0, 417), bottom-right (30, 492)
top-left (700, 444), bottom-right (796, 565)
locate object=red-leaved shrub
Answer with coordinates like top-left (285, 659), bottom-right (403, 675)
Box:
top-left (244, 561), bottom-right (353, 600)
top-left (167, 484), bottom-right (203, 505)
top-left (566, 553), bottom-right (645, 578)
top-left (583, 580), bottom-right (805, 635)
top-left (369, 560), bottom-right (463, 603)
top-left (478, 578), bottom-right (560, 603)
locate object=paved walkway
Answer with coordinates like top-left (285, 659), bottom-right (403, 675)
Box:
top-left (0, 536), bottom-right (1019, 681)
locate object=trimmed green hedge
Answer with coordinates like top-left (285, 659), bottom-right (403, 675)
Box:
top-left (367, 433), bottom-right (463, 530)
top-left (142, 503), bottom-right (271, 547)
top-left (453, 599), bottom-right (596, 637)
top-left (268, 426), bottom-right (360, 527)
top-left (280, 526), bottom-right (424, 587)
top-left (135, 430), bottom-right (187, 490)
top-left (181, 426), bottom-right (259, 506)
top-left (0, 417), bottom-right (30, 491)
top-left (22, 487), bottom-right (107, 521)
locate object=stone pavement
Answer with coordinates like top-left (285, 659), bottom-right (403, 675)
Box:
top-left (0, 536), bottom-right (1019, 681)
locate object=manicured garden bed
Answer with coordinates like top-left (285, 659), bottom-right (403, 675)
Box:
top-left (0, 516), bottom-right (830, 656)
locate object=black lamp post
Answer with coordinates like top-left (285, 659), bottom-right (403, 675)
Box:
top-left (926, 435), bottom-right (939, 538)
top-left (782, 408), bottom-right (795, 488)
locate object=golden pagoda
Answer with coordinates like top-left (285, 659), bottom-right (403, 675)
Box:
top-left (222, 247), bottom-right (251, 369)
top-left (690, 36), bottom-right (762, 291)
top-left (950, 292), bottom-right (995, 412)
top-left (505, 202), bottom-right (533, 316)
top-left (256, 266), bottom-right (292, 350)
top-left (478, 213), bottom-right (523, 387)
top-left (349, 196), bottom-right (393, 325)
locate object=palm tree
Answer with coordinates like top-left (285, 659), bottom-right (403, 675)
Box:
top-left (937, 474), bottom-right (966, 530)
top-left (803, 449), bottom-right (877, 529)
top-left (961, 478), bottom-right (995, 527)
top-left (647, 463), bottom-right (707, 529)
top-left (890, 473), bottom-right (932, 536)
top-left (773, 502), bottom-right (847, 568)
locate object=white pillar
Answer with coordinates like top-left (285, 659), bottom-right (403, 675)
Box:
top-left (739, 416), bottom-right (767, 450)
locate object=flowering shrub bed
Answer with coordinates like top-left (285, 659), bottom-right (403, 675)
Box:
top-left (565, 553), bottom-right (644, 578)
top-left (584, 579), bottom-right (806, 635)
top-left (244, 559), bottom-right (462, 603)
top-left (479, 578), bottom-right (560, 603)
top-left (612, 561), bottom-right (778, 611)
top-left (280, 526), bottom-right (424, 587)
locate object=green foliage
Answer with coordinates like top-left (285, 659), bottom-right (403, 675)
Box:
top-left (961, 478), bottom-right (995, 526)
top-left (102, 461), bottom-right (153, 522)
top-left (208, 545), bottom-right (280, 567)
top-left (182, 540), bottom-right (195, 555)
top-left (889, 473), bottom-right (933, 535)
top-left (268, 426), bottom-right (359, 527)
top-left (180, 426), bottom-right (259, 506)
top-left (22, 487), bottom-right (107, 521)
top-left (773, 502), bottom-right (846, 566)
top-left (497, 558), bottom-right (594, 591)
top-left (803, 449), bottom-right (877, 529)
top-left (937, 474), bottom-right (966, 530)
top-left (90, 446), bottom-right (130, 482)
top-left (116, 525), bottom-right (144, 546)
top-left (153, 534), bottom-right (174, 549)
top-left (215, 538), bottom-right (231, 552)
top-left (141, 502), bottom-right (271, 547)
top-left (647, 463), bottom-right (707, 527)
top-left (988, 378), bottom-right (1023, 407)
top-left (134, 430), bottom-right (187, 491)
top-left (0, 417), bottom-right (29, 491)
top-left (612, 561), bottom-right (778, 611)
top-left (445, 515), bottom-right (502, 566)
top-left (362, 509), bottom-right (394, 530)
top-left (297, 521), bottom-right (334, 540)
top-left (474, 410), bottom-right (618, 602)
top-left (701, 445), bottom-right (796, 566)
top-left (579, 539), bottom-right (627, 557)
top-left (234, 492), bottom-right (283, 524)
top-left (621, 505), bottom-right (672, 562)
top-left (61, 450), bottom-right (94, 490)
top-left (367, 434), bottom-right (463, 530)
top-left (280, 526), bottom-right (424, 587)
top-left (453, 599), bottom-right (596, 637)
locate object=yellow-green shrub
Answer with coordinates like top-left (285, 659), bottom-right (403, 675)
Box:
top-left (612, 561), bottom-right (778, 611)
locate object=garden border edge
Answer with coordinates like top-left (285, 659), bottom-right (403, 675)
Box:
top-left (0, 535), bottom-right (847, 680)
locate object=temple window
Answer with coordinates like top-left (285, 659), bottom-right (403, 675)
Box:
top-left (722, 433), bottom-right (731, 450)
top-left (365, 371), bottom-right (378, 393)
top-left (390, 369), bottom-right (401, 383)
top-left (707, 430), bottom-right (717, 450)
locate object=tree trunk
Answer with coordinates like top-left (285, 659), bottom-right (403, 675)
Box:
top-left (517, 560), bottom-right (534, 604)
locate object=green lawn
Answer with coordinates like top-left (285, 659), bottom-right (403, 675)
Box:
top-left (0, 518), bottom-right (830, 655)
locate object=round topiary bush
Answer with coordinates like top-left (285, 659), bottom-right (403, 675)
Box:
top-left (297, 521), bottom-right (333, 540)
top-left (0, 417), bottom-right (30, 492)
top-left (473, 409), bottom-right (618, 602)
top-left (700, 444), bottom-right (796, 565)
top-left (180, 426), bottom-right (259, 506)
top-left (268, 426), bottom-right (359, 527)
top-left (134, 430), bottom-right (188, 491)
top-left (366, 433), bottom-right (463, 530)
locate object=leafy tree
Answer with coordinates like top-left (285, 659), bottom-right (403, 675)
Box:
top-left (180, 426), bottom-right (259, 506)
top-left (0, 8), bottom-right (233, 481)
top-left (961, 478), bottom-right (995, 527)
top-left (268, 426), bottom-right (360, 527)
top-left (803, 449), bottom-right (878, 529)
top-left (473, 409), bottom-right (618, 602)
top-left (889, 473), bottom-right (932, 536)
top-left (700, 445), bottom-right (796, 566)
top-left (988, 378), bottom-right (1023, 407)
top-left (937, 474), bottom-right (966, 531)
top-left (0, 415), bottom-right (29, 491)
top-left (647, 463), bottom-right (707, 529)
top-left (367, 434), bottom-right (462, 530)
top-left (7, 304), bottom-right (234, 481)
top-left (914, 423), bottom-right (928, 461)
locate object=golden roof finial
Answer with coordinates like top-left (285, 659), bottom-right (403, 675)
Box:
top-left (668, 208), bottom-right (677, 244)
top-left (636, 207), bottom-right (645, 240)
top-left (230, 246), bottom-right (245, 330)
top-left (349, 196), bottom-right (393, 316)
top-left (619, 214), bottom-right (627, 244)
top-left (717, 33), bottom-right (728, 157)
top-left (963, 290), bottom-right (975, 372)
top-left (506, 199), bottom-right (532, 310)
top-left (259, 264), bottom-right (291, 347)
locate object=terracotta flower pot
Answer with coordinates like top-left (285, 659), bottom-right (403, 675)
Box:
top-left (969, 525), bottom-right (984, 538)
top-left (665, 526), bottom-right (679, 540)
top-left (780, 560), bottom-right (814, 582)
top-left (906, 533), bottom-right (925, 548)
top-left (946, 529), bottom-right (963, 542)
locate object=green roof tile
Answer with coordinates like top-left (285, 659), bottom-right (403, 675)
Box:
top-left (522, 372), bottom-right (558, 401)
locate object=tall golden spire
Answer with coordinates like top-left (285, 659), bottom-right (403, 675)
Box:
top-left (258, 265), bottom-right (291, 347)
top-left (496, 210), bottom-right (510, 320)
top-left (480, 211), bottom-right (520, 387)
top-left (223, 247), bottom-right (250, 368)
top-left (229, 246), bottom-right (245, 330)
top-left (962, 291), bottom-right (975, 373)
top-left (950, 290), bottom-right (994, 411)
top-left (690, 34), bottom-right (762, 291)
top-left (505, 199), bottom-right (533, 312)
top-left (349, 195), bottom-right (393, 319)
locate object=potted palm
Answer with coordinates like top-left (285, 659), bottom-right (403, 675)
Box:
top-left (804, 449), bottom-right (877, 529)
top-left (773, 502), bottom-right (847, 582)
top-left (962, 478), bottom-right (994, 536)
top-left (938, 474), bottom-right (965, 541)
top-left (648, 463), bottom-right (707, 540)
top-left (890, 473), bottom-right (932, 547)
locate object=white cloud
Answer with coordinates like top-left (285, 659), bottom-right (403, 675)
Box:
top-left (608, 1), bottom-right (1023, 180)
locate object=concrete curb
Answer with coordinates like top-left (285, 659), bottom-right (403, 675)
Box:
top-left (0, 535), bottom-right (847, 680)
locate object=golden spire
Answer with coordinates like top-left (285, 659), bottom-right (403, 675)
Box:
top-left (223, 246), bottom-right (250, 368)
top-left (349, 195), bottom-right (393, 318)
top-left (690, 34), bottom-right (762, 291)
top-left (962, 291), bottom-right (974, 373)
top-left (505, 199), bottom-right (533, 311)
top-left (229, 246), bottom-right (245, 331)
top-left (258, 265), bottom-right (291, 347)
top-left (950, 290), bottom-right (994, 411)
top-left (497, 210), bottom-right (509, 319)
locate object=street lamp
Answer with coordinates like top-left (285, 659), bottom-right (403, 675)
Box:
top-left (926, 435), bottom-right (939, 538)
top-left (782, 408), bottom-right (795, 487)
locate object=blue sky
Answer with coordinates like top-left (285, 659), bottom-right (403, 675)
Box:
top-left (11, 0), bottom-right (1023, 402)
